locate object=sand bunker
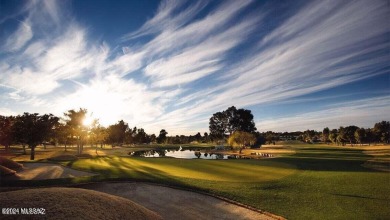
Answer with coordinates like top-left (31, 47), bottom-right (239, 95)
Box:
top-left (4, 163), bottom-right (96, 180)
top-left (81, 182), bottom-right (279, 220)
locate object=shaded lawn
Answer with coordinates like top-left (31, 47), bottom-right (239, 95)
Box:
top-left (69, 144), bottom-right (390, 219)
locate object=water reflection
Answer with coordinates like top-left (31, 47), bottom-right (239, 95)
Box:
top-left (133, 149), bottom-right (229, 159)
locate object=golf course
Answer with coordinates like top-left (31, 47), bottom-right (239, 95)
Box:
top-left (2, 142), bottom-right (389, 219)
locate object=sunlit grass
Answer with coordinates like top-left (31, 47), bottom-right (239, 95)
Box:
top-left (2, 142), bottom-right (389, 219)
top-left (68, 143), bottom-right (390, 219)
top-left (71, 157), bottom-right (296, 182)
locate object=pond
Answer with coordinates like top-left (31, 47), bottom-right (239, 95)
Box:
top-left (131, 147), bottom-right (230, 159)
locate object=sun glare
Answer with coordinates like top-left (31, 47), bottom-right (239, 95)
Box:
top-left (83, 115), bottom-right (94, 127)
top-left (71, 86), bottom-right (124, 127)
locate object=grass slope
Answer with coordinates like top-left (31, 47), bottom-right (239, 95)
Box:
top-left (68, 144), bottom-right (390, 219)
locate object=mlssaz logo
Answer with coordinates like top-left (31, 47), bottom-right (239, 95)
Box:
top-left (2, 208), bottom-right (46, 215)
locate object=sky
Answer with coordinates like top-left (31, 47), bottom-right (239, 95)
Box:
top-left (0, 0), bottom-right (389, 135)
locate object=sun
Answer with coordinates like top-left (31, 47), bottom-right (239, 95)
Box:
top-left (83, 115), bottom-right (94, 127)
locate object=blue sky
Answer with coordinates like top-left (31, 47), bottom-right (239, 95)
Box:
top-left (0, 0), bottom-right (389, 135)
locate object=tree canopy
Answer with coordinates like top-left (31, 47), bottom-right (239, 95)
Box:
top-left (227, 131), bottom-right (256, 154)
top-left (157, 129), bottom-right (168, 144)
top-left (13, 113), bottom-right (59, 160)
top-left (209, 106), bottom-right (256, 139)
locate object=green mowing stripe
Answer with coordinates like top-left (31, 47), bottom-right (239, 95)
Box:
top-left (71, 157), bottom-right (297, 182)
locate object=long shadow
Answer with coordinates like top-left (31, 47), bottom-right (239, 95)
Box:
top-left (330, 193), bottom-right (390, 201)
top-left (86, 157), bottom-right (187, 188)
top-left (270, 147), bottom-right (376, 172)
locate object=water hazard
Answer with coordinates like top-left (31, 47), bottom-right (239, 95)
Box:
top-left (130, 146), bottom-right (239, 159)
top-left (132, 148), bottom-right (229, 159)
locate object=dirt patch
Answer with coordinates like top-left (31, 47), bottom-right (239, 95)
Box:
top-left (81, 182), bottom-right (279, 220)
top-left (0, 187), bottom-right (162, 220)
top-left (2, 163), bottom-right (96, 180)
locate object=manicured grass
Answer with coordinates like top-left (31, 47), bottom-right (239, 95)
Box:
top-left (70, 157), bottom-right (296, 182)
top-left (69, 144), bottom-right (390, 219)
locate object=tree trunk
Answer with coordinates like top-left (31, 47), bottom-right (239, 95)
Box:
top-left (64, 141), bottom-right (67, 152)
top-left (77, 138), bottom-right (81, 155)
top-left (30, 146), bottom-right (36, 160)
top-left (23, 145), bottom-right (26, 155)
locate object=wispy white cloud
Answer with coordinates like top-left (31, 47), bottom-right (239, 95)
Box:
top-left (139, 0), bottom-right (253, 59)
top-left (256, 96), bottom-right (390, 132)
top-left (144, 16), bottom-right (258, 87)
top-left (156, 0), bottom-right (389, 131)
top-left (3, 20), bottom-right (33, 52)
top-left (122, 0), bottom-right (207, 40)
top-left (0, 0), bottom-right (388, 135)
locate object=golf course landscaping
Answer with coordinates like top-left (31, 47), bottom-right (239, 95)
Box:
top-left (1, 142), bottom-right (389, 219)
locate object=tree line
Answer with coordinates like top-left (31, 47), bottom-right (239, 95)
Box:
top-left (255, 122), bottom-right (389, 146)
top-left (0, 106), bottom-right (389, 160)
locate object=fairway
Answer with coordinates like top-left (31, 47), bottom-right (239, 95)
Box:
top-left (71, 157), bottom-right (296, 183)
top-left (68, 144), bottom-right (390, 219)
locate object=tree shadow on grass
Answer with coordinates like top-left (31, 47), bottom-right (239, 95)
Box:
top-left (271, 147), bottom-right (376, 172)
top-left (84, 157), bottom-right (188, 188)
top-left (330, 193), bottom-right (390, 201)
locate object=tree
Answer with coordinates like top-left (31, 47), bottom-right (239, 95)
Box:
top-left (365, 128), bottom-right (374, 146)
top-left (209, 106), bottom-right (256, 139)
top-left (230, 108), bottom-right (256, 133)
top-left (13, 113), bottom-right (59, 160)
top-left (265, 131), bottom-right (275, 144)
top-left (135, 128), bottom-right (148, 144)
top-left (329, 129), bottom-right (338, 144)
top-left (203, 132), bottom-right (209, 143)
top-left (209, 112), bottom-right (228, 139)
top-left (96, 126), bottom-right (109, 148)
top-left (303, 130), bottom-right (316, 143)
top-left (0, 115), bottom-right (15, 150)
top-left (345, 125), bottom-right (359, 146)
top-left (108, 120), bottom-right (129, 146)
top-left (337, 127), bottom-right (346, 146)
top-left (354, 128), bottom-right (366, 146)
top-left (227, 131), bottom-right (256, 154)
top-left (373, 121), bottom-right (390, 144)
top-left (194, 132), bottom-right (202, 143)
top-left (254, 132), bottom-right (266, 147)
top-left (322, 127), bottom-right (330, 144)
top-left (157, 129), bottom-right (168, 144)
top-left (64, 108), bottom-right (88, 154)
top-left (149, 134), bottom-right (156, 143)
top-left (55, 124), bottom-right (70, 151)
